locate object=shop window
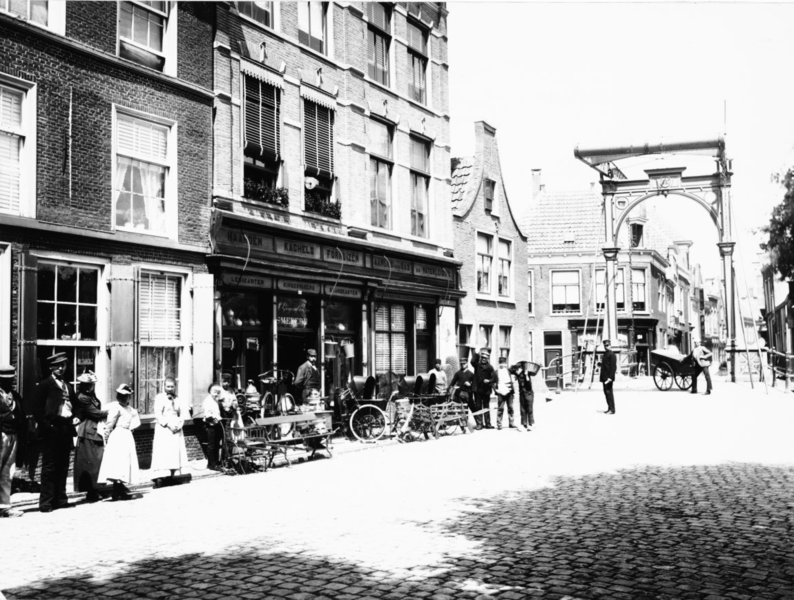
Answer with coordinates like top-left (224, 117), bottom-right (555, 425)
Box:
top-left (114, 110), bottom-right (175, 237)
top-left (498, 239), bottom-right (511, 298)
top-left (36, 261), bottom-right (100, 382)
top-left (243, 76), bottom-right (283, 205)
top-left (375, 303), bottom-right (406, 389)
top-left (0, 78), bottom-right (36, 217)
top-left (298, 1), bottom-right (327, 54)
top-left (551, 270), bottom-right (580, 314)
top-left (238, 1), bottom-right (272, 27)
top-left (221, 292), bottom-right (267, 390)
top-left (596, 268), bottom-right (625, 312)
top-left (118, 1), bottom-right (175, 74)
top-left (137, 271), bottom-right (182, 415)
top-left (367, 3), bottom-right (390, 86)
top-left (415, 305), bottom-right (432, 373)
top-left (476, 233), bottom-right (493, 295)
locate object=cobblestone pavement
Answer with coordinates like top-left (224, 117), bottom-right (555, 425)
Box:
top-left (2, 379), bottom-right (794, 600)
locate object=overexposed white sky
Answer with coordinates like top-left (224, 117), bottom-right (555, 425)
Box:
top-left (448, 1), bottom-right (794, 279)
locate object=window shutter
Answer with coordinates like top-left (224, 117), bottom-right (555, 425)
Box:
top-left (117, 115), bottom-right (167, 161)
top-left (375, 332), bottom-right (390, 373)
top-left (369, 120), bottom-right (390, 158)
top-left (303, 99), bottom-right (334, 179)
top-left (375, 303), bottom-right (389, 330)
top-left (367, 2), bottom-right (389, 31)
top-left (0, 86), bottom-right (23, 129)
top-left (410, 137), bottom-right (428, 172)
top-left (18, 252), bottom-right (38, 413)
top-left (392, 333), bottom-right (406, 374)
top-left (0, 133), bottom-right (20, 213)
top-left (140, 272), bottom-right (181, 342)
top-left (406, 21), bottom-right (426, 55)
top-left (109, 264), bottom-right (136, 398)
top-left (244, 76), bottom-right (280, 163)
top-left (192, 272), bottom-right (215, 415)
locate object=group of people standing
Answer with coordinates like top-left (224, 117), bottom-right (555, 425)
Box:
top-left (0, 352), bottom-right (194, 518)
top-left (441, 348), bottom-right (536, 432)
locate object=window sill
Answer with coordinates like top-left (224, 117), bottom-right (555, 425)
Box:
top-left (551, 312), bottom-right (583, 317)
top-left (116, 226), bottom-right (174, 240)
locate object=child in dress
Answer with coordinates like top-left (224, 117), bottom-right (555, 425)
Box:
top-left (98, 384), bottom-right (141, 501)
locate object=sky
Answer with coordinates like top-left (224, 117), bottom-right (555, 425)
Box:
top-left (447, 1), bottom-right (794, 282)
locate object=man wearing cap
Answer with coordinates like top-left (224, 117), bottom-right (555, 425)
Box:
top-left (72, 371), bottom-right (108, 502)
top-left (471, 348), bottom-right (495, 429)
top-left (36, 353), bottom-right (78, 512)
top-left (294, 349), bottom-right (320, 404)
top-left (450, 357), bottom-right (476, 427)
top-left (0, 365), bottom-right (27, 518)
top-left (511, 362), bottom-right (536, 431)
top-left (600, 340), bottom-right (617, 415)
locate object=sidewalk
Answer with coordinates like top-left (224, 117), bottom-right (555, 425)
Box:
top-left (11, 431), bottom-right (403, 510)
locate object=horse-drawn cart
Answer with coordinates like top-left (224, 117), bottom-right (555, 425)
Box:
top-left (651, 348), bottom-right (695, 391)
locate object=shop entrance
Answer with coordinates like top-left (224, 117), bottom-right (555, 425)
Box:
top-left (276, 295), bottom-right (320, 380)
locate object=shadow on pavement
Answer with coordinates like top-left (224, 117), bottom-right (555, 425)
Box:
top-left (4, 462), bottom-right (793, 600)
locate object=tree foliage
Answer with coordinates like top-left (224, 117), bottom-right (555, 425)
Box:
top-left (763, 168), bottom-right (794, 280)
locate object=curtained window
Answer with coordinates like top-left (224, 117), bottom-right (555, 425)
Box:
top-left (118, 1), bottom-right (169, 71)
top-left (406, 20), bottom-right (428, 104)
top-left (367, 3), bottom-right (390, 86)
top-left (477, 233), bottom-right (493, 294)
top-left (552, 271), bottom-right (581, 313)
top-left (298, 1), bottom-right (326, 54)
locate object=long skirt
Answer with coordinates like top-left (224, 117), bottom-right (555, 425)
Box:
top-left (73, 436), bottom-right (104, 492)
top-left (98, 428), bottom-right (139, 485)
top-left (149, 424), bottom-right (189, 477)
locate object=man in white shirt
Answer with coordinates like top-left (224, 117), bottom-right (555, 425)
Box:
top-left (431, 359), bottom-right (447, 395)
top-left (494, 356), bottom-right (518, 430)
top-left (691, 340), bottom-right (713, 395)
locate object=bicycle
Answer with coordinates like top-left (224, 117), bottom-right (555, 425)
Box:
top-left (258, 369), bottom-right (298, 439)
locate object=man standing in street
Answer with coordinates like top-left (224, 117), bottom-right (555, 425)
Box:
top-left (36, 353), bottom-right (78, 512)
top-left (431, 359), bottom-right (448, 395)
top-left (294, 349), bottom-right (320, 404)
top-left (691, 340), bottom-right (713, 395)
top-left (600, 340), bottom-right (616, 415)
top-left (512, 362), bottom-right (536, 431)
top-left (494, 356), bottom-right (517, 430)
top-left (471, 348), bottom-right (495, 429)
top-left (0, 365), bottom-right (27, 518)
top-left (450, 357), bottom-right (476, 428)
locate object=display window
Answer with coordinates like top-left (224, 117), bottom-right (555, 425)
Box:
top-left (221, 291), bottom-right (271, 392)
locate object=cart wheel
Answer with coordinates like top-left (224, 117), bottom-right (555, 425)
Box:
top-left (653, 362), bottom-right (674, 391)
top-left (674, 372), bottom-right (692, 390)
top-left (434, 404), bottom-right (461, 437)
top-left (349, 405), bottom-right (388, 442)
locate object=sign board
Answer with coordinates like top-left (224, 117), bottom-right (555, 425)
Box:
top-left (372, 255), bottom-right (412, 275)
top-left (323, 246), bottom-right (363, 267)
top-left (324, 284), bottom-right (362, 299)
top-left (277, 279), bottom-right (320, 294)
top-left (220, 273), bottom-right (273, 289)
top-left (275, 238), bottom-right (320, 260)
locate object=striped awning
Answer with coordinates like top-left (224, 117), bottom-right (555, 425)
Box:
top-left (241, 59), bottom-right (284, 89)
top-left (300, 84), bottom-right (336, 110)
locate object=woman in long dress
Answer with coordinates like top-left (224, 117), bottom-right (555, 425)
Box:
top-left (149, 378), bottom-right (190, 486)
top-left (97, 384), bottom-right (140, 501)
top-left (72, 371), bottom-right (107, 502)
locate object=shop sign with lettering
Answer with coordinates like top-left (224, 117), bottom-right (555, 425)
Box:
top-left (277, 280), bottom-right (320, 294)
top-left (372, 255), bottom-right (412, 275)
top-left (275, 238), bottom-right (320, 259)
top-left (220, 273), bottom-right (273, 289)
top-left (323, 246), bottom-right (363, 267)
top-left (414, 263), bottom-right (450, 280)
top-left (217, 227), bottom-right (272, 254)
top-left (324, 284), bottom-right (362, 299)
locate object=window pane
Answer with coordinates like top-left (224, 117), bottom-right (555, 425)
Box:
top-left (477, 233), bottom-right (491, 255)
top-left (499, 240), bottom-right (510, 259)
top-left (57, 304), bottom-right (76, 339)
top-left (0, 86), bottom-right (23, 129)
top-left (297, 1), bottom-right (309, 30)
top-left (37, 262), bottom-right (55, 301)
top-left (120, 2), bottom-right (133, 38)
top-left (58, 266), bottom-right (77, 302)
top-left (8, 0), bottom-right (26, 18)
top-left (0, 132), bottom-right (20, 213)
top-left (37, 302), bottom-right (54, 340)
top-left (78, 306), bottom-right (97, 341)
top-left (309, 1), bottom-right (324, 36)
top-left (78, 268), bottom-right (98, 304)
top-left (368, 120), bottom-right (390, 157)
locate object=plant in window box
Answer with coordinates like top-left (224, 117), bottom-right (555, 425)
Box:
top-left (243, 177), bottom-right (290, 208)
top-left (305, 189), bottom-right (342, 219)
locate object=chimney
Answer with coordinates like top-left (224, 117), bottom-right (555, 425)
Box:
top-left (475, 121), bottom-right (497, 157)
top-left (532, 169), bottom-right (542, 198)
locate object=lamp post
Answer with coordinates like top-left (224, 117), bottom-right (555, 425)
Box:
top-left (602, 246), bottom-right (621, 344)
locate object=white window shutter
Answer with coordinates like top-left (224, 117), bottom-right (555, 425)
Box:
top-left (191, 272), bottom-right (215, 415)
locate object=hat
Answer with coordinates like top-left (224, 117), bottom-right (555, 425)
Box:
top-left (221, 370), bottom-right (233, 379)
top-left (115, 384), bottom-right (133, 395)
top-left (307, 349), bottom-right (317, 357)
top-left (0, 365), bottom-right (15, 379)
top-left (75, 371), bottom-right (98, 384)
top-left (480, 349), bottom-right (491, 357)
top-left (46, 353), bottom-right (68, 368)
top-left (498, 356), bottom-right (507, 364)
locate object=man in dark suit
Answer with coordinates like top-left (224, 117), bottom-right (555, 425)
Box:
top-left (450, 356), bottom-right (476, 426)
top-left (600, 340), bottom-right (617, 415)
top-left (471, 348), bottom-right (495, 429)
top-left (36, 353), bottom-right (78, 512)
top-left (293, 349), bottom-right (320, 404)
top-left (1, 364), bottom-right (27, 518)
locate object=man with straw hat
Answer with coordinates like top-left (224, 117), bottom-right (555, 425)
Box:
top-left (36, 352), bottom-right (78, 512)
top-left (0, 365), bottom-right (27, 518)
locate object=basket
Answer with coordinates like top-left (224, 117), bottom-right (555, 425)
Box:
top-left (521, 361), bottom-right (542, 376)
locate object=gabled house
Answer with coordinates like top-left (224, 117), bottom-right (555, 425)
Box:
top-left (451, 121), bottom-right (529, 364)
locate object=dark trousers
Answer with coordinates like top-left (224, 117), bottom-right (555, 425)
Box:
top-left (39, 418), bottom-right (74, 510)
top-left (692, 365), bottom-right (712, 393)
top-left (474, 392), bottom-right (492, 427)
top-left (519, 390), bottom-right (534, 427)
top-left (602, 381), bottom-right (615, 413)
top-left (203, 421), bottom-right (223, 469)
top-left (496, 392), bottom-right (515, 427)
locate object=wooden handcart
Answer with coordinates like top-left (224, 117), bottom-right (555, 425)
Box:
top-left (651, 348), bottom-right (696, 391)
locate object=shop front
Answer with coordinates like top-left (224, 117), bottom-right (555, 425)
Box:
top-left (209, 211), bottom-right (462, 398)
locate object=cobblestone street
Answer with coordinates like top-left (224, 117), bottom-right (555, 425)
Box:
top-left (3, 379), bottom-right (794, 599)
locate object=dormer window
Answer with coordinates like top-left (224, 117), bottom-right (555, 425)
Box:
top-left (484, 179), bottom-right (495, 212)
top-left (630, 223), bottom-right (644, 247)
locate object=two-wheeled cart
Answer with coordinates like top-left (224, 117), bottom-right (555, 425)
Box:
top-left (651, 348), bottom-right (695, 391)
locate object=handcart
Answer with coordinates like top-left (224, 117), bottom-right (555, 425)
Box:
top-left (651, 348), bottom-right (695, 391)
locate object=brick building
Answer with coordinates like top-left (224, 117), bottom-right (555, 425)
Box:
top-left (525, 173), bottom-right (695, 388)
top-left (450, 121), bottom-right (529, 365)
top-left (0, 2), bottom-right (216, 459)
top-left (207, 2), bottom-right (460, 392)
